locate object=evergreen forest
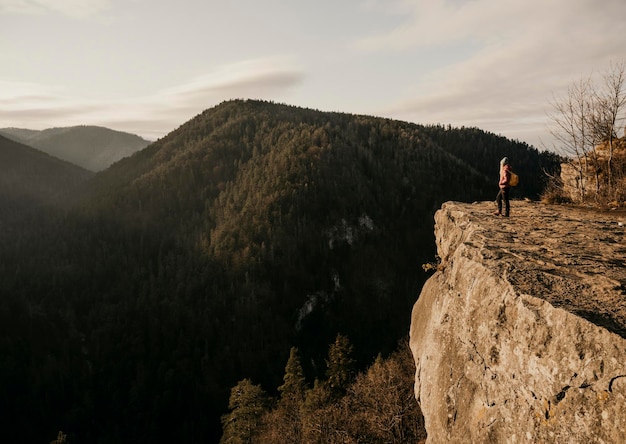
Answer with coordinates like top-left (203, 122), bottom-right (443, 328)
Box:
top-left (0, 100), bottom-right (561, 443)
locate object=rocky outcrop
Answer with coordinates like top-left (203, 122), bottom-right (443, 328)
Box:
top-left (559, 136), bottom-right (626, 203)
top-left (410, 201), bottom-right (626, 443)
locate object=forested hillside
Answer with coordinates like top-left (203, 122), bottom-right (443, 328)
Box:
top-left (0, 100), bottom-right (560, 443)
top-left (0, 134), bottom-right (93, 221)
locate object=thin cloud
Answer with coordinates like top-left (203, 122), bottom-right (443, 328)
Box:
top-left (0, 0), bottom-right (110, 18)
top-left (0, 56), bottom-right (306, 139)
top-left (365, 0), bottom-right (626, 148)
top-left (357, 0), bottom-right (624, 52)
top-left (159, 57), bottom-right (305, 105)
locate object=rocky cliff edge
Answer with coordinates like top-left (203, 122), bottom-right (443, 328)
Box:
top-left (410, 201), bottom-right (626, 443)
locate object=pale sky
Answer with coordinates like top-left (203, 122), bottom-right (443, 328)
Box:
top-left (1, 0), bottom-right (624, 149)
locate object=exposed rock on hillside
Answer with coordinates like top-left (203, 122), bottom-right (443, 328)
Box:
top-left (559, 136), bottom-right (626, 203)
top-left (410, 201), bottom-right (626, 443)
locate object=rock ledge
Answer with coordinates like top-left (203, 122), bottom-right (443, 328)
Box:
top-left (410, 201), bottom-right (626, 443)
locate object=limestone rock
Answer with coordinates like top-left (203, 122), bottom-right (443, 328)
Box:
top-left (410, 200), bottom-right (626, 443)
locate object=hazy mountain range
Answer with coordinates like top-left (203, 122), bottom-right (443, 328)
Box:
top-left (0, 125), bottom-right (151, 172)
top-left (0, 99), bottom-right (561, 443)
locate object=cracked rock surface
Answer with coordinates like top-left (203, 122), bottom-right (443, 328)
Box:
top-left (410, 201), bottom-right (626, 443)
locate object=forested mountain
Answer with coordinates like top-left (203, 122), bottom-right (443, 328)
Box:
top-left (0, 125), bottom-right (151, 172)
top-left (0, 100), bottom-right (560, 443)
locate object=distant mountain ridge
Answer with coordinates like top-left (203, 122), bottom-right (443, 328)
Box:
top-left (0, 125), bottom-right (151, 171)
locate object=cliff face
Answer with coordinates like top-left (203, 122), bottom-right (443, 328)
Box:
top-left (410, 201), bottom-right (626, 443)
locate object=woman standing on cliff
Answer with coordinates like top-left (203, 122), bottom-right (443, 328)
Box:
top-left (494, 157), bottom-right (511, 217)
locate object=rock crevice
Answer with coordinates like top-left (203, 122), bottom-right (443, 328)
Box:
top-left (410, 201), bottom-right (626, 443)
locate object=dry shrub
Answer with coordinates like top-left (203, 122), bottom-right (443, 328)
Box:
top-left (540, 176), bottom-right (571, 204)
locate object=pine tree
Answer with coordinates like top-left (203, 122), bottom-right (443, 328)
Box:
top-left (254, 347), bottom-right (309, 443)
top-left (325, 333), bottom-right (356, 398)
top-left (278, 346), bottom-right (306, 404)
top-left (220, 379), bottom-right (270, 444)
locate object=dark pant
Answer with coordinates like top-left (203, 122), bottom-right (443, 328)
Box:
top-left (496, 187), bottom-right (510, 216)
